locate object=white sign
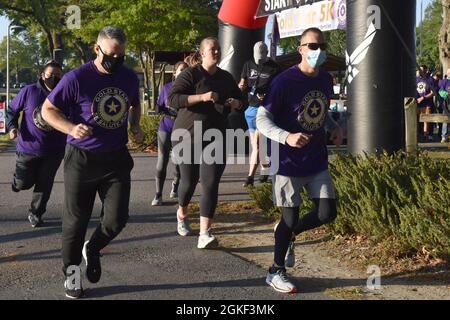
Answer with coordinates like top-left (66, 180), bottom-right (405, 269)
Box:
top-left (276, 0), bottom-right (346, 39)
top-left (0, 102), bottom-right (5, 134)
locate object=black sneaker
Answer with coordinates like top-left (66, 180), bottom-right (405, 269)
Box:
top-left (28, 213), bottom-right (43, 228)
top-left (259, 175), bottom-right (269, 183)
top-left (64, 267), bottom-right (84, 299)
top-left (82, 241), bottom-right (102, 283)
top-left (243, 176), bottom-right (254, 187)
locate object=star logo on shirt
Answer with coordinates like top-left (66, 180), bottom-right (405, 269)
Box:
top-left (310, 103), bottom-right (320, 116)
top-left (92, 87), bottom-right (129, 130)
top-left (298, 90), bottom-right (328, 132)
top-left (107, 100), bottom-right (119, 114)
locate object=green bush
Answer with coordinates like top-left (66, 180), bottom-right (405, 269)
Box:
top-left (128, 114), bottom-right (162, 150)
top-left (248, 151), bottom-right (450, 259)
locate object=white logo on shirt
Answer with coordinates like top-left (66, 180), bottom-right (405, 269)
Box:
top-left (298, 90), bottom-right (327, 131)
top-left (91, 87), bottom-right (129, 129)
top-left (417, 82), bottom-right (427, 95)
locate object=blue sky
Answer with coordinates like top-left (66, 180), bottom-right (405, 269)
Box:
top-left (0, 0), bottom-right (434, 43)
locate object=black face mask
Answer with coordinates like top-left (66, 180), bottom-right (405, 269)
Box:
top-left (98, 46), bottom-right (125, 74)
top-left (43, 75), bottom-right (60, 90)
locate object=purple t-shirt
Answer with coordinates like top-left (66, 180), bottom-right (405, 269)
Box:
top-left (47, 61), bottom-right (140, 152)
top-left (157, 82), bottom-right (175, 133)
top-left (416, 76), bottom-right (433, 109)
top-left (263, 66), bottom-right (333, 177)
top-left (440, 78), bottom-right (450, 95)
top-left (9, 80), bottom-right (66, 155)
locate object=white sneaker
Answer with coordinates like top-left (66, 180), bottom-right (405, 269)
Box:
top-left (266, 269), bottom-right (297, 294)
top-left (177, 219), bottom-right (192, 236)
top-left (274, 222), bottom-right (296, 267)
top-left (197, 229), bottom-right (218, 249)
top-left (151, 194), bottom-right (162, 206)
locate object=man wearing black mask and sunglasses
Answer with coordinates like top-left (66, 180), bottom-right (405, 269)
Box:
top-left (42, 26), bottom-right (144, 299)
top-left (6, 60), bottom-right (65, 229)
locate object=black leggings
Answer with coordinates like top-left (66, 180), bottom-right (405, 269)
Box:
top-left (176, 138), bottom-right (226, 219)
top-left (178, 162), bottom-right (226, 218)
top-left (155, 131), bottom-right (180, 195)
top-left (274, 198), bottom-right (337, 267)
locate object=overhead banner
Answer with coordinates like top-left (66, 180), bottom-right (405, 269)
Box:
top-left (0, 101), bottom-right (5, 134)
top-left (256, 0), bottom-right (323, 17)
top-left (276, 0), bottom-right (346, 38)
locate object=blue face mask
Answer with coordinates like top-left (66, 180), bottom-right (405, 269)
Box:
top-left (306, 50), bottom-right (327, 69)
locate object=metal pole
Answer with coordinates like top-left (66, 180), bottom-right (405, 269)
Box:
top-left (420, 0), bottom-right (423, 59)
top-left (6, 22), bottom-right (11, 110)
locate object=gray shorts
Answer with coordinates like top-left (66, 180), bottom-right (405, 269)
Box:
top-left (272, 170), bottom-right (336, 207)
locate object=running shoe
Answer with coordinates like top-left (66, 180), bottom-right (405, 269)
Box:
top-left (151, 194), bottom-right (162, 206)
top-left (170, 182), bottom-right (178, 199)
top-left (266, 268), bottom-right (297, 293)
top-left (197, 229), bottom-right (218, 249)
top-left (28, 212), bottom-right (43, 228)
top-left (82, 241), bottom-right (102, 284)
top-left (64, 267), bottom-right (84, 299)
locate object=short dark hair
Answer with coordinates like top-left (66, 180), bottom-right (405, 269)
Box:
top-left (420, 64), bottom-right (428, 70)
top-left (97, 26), bottom-right (127, 44)
top-left (43, 60), bottom-right (62, 73)
top-left (300, 28), bottom-right (324, 43)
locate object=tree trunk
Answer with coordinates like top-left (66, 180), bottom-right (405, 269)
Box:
top-left (149, 51), bottom-right (157, 111)
top-left (156, 63), bottom-right (167, 89)
top-left (74, 38), bottom-right (90, 64)
top-left (15, 64), bottom-right (19, 84)
top-left (138, 49), bottom-right (149, 93)
top-left (43, 28), bottom-right (54, 59)
top-left (440, 0), bottom-right (450, 72)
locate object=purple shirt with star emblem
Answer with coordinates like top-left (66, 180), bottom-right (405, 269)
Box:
top-left (157, 81), bottom-right (175, 133)
top-left (47, 61), bottom-right (140, 152)
top-left (8, 80), bottom-right (66, 155)
top-left (262, 66), bottom-right (333, 177)
top-left (416, 76), bottom-right (433, 109)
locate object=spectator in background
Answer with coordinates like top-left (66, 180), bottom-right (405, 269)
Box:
top-left (416, 65), bottom-right (434, 141)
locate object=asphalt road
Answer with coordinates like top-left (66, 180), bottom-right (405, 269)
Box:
top-left (0, 145), bottom-right (332, 300)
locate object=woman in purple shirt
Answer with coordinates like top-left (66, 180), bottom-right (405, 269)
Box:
top-left (151, 61), bottom-right (188, 206)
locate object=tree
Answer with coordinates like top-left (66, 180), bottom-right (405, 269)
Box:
top-left (440, 0), bottom-right (450, 71)
top-left (0, 0), bottom-right (65, 59)
top-left (0, 31), bottom-right (45, 85)
top-left (0, 0), bottom-right (93, 65)
top-left (417, 0), bottom-right (443, 72)
top-left (70, 0), bottom-right (218, 109)
top-left (279, 29), bottom-right (346, 57)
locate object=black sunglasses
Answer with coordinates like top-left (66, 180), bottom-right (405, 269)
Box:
top-left (300, 43), bottom-right (327, 51)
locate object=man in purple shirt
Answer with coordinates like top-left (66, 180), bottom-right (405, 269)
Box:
top-left (42, 26), bottom-right (144, 299)
top-left (6, 60), bottom-right (65, 228)
top-left (151, 61), bottom-right (188, 207)
top-left (257, 28), bottom-right (343, 294)
top-left (416, 65), bottom-right (434, 141)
